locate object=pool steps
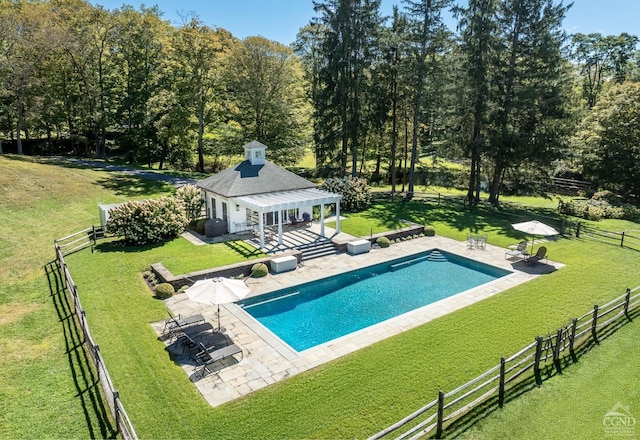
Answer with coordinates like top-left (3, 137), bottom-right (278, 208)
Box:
top-left (242, 291), bottom-right (300, 309)
top-left (389, 250), bottom-right (448, 271)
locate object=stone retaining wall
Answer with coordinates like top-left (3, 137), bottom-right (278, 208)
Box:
top-left (152, 250), bottom-right (303, 290)
top-left (332, 222), bottom-right (425, 252)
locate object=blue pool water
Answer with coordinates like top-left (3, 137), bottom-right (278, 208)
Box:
top-left (239, 249), bottom-right (511, 351)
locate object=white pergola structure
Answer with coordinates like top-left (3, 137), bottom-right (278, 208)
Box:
top-left (233, 188), bottom-right (341, 249)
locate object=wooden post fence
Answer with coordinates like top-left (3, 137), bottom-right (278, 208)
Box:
top-left (436, 390), bottom-right (445, 439)
top-left (624, 288), bottom-right (631, 319)
top-left (533, 336), bottom-right (543, 385)
top-left (569, 318), bottom-right (578, 362)
top-left (592, 305), bottom-right (599, 343)
top-left (498, 357), bottom-right (506, 407)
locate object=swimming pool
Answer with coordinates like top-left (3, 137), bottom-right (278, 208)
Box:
top-left (239, 249), bottom-right (511, 351)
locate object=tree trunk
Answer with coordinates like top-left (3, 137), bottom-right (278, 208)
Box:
top-left (197, 97), bottom-right (205, 173)
top-left (16, 88), bottom-right (24, 155)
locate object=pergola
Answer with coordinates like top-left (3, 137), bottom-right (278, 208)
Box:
top-left (232, 188), bottom-right (341, 249)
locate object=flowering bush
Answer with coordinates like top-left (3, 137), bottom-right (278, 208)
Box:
top-left (175, 184), bottom-right (204, 221)
top-left (558, 195), bottom-right (639, 221)
top-left (106, 197), bottom-right (188, 245)
top-left (321, 177), bottom-right (371, 212)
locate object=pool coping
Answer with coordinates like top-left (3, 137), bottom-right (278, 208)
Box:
top-left (159, 234), bottom-right (563, 407)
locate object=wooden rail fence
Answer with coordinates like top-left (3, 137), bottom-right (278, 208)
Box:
top-left (370, 286), bottom-right (640, 440)
top-left (576, 224), bottom-right (640, 252)
top-left (54, 232), bottom-right (137, 440)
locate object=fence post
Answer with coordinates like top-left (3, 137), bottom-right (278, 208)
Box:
top-left (498, 357), bottom-right (506, 407)
top-left (436, 390), bottom-right (445, 439)
top-left (569, 318), bottom-right (578, 362)
top-left (576, 222), bottom-right (581, 238)
top-left (553, 328), bottom-right (563, 374)
top-left (534, 336), bottom-right (543, 386)
top-left (591, 305), bottom-right (599, 344)
top-left (621, 231), bottom-right (625, 247)
top-left (623, 288), bottom-right (631, 320)
top-left (113, 390), bottom-right (121, 431)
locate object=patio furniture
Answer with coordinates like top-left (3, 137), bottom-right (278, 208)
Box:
top-left (162, 312), bottom-right (205, 335)
top-left (348, 239), bottom-right (371, 255)
top-left (183, 334), bottom-right (228, 359)
top-left (194, 344), bottom-right (244, 378)
top-left (302, 212), bottom-right (312, 225)
top-left (505, 241), bottom-right (528, 261)
top-left (467, 234), bottom-right (476, 249)
top-left (289, 214), bottom-right (302, 226)
top-left (525, 246), bottom-right (548, 265)
top-left (270, 255), bottom-right (298, 273)
top-left (475, 234), bottom-right (487, 250)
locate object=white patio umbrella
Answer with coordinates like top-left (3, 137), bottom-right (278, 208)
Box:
top-left (511, 220), bottom-right (559, 255)
top-left (185, 277), bottom-right (251, 331)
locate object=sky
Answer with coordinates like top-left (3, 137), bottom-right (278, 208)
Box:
top-left (91, 0), bottom-right (640, 46)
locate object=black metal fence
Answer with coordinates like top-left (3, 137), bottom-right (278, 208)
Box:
top-left (370, 286), bottom-right (640, 439)
top-left (54, 231), bottom-right (137, 440)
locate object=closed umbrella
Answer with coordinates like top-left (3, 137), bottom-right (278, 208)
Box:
top-left (511, 220), bottom-right (559, 255)
top-left (185, 277), bottom-right (251, 331)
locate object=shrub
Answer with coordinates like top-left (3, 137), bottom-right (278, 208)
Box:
top-left (376, 236), bottom-right (390, 248)
top-left (106, 197), bottom-right (188, 245)
top-left (424, 226), bottom-right (436, 236)
top-left (175, 184), bottom-right (205, 221)
top-left (154, 283), bottom-right (175, 299)
top-left (251, 263), bottom-right (268, 278)
top-left (320, 177), bottom-right (371, 212)
top-left (195, 219), bottom-right (207, 234)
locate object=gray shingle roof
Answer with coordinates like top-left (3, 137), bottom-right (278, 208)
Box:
top-left (196, 160), bottom-right (316, 197)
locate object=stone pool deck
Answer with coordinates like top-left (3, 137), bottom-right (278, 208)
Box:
top-left (157, 233), bottom-right (562, 407)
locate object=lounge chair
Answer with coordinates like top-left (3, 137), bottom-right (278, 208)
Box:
top-left (162, 311), bottom-right (205, 335)
top-left (194, 344), bottom-right (244, 378)
top-left (185, 334), bottom-right (228, 359)
top-left (525, 246), bottom-right (548, 265)
top-left (505, 241), bottom-right (528, 261)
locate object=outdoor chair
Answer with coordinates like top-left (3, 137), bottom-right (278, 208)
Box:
top-left (525, 246), bottom-right (548, 265)
top-left (162, 311), bottom-right (205, 335)
top-left (183, 334), bottom-right (228, 359)
top-left (476, 235), bottom-right (487, 250)
top-left (302, 212), bottom-right (312, 225)
top-left (194, 343), bottom-right (244, 378)
top-left (505, 241), bottom-right (529, 261)
top-left (173, 322), bottom-right (216, 343)
top-left (289, 214), bottom-right (301, 226)
top-left (467, 234), bottom-right (476, 249)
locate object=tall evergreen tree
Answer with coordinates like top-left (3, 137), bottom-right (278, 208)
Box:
top-left (402, 0), bottom-right (452, 198)
top-left (454, 0), bottom-right (499, 205)
top-left (312, 0), bottom-right (383, 177)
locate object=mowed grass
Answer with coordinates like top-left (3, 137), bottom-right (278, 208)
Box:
top-left (2, 154), bottom-right (640, 439)
top-left (0, 155), bottom-right (173, 438)
top-left (66, 193), bottom-right (640, 435)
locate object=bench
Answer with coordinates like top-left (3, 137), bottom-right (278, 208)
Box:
top-left (270, 255), bottom-right (298, 273)
top-left (347, 239), bottom-right (371, 255)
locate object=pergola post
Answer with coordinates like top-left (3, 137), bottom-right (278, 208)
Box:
top-left (335, 201), bottom-right (340, 233)
top-left (277, 210), bottom-right (283, 245)
top-left (320, 204), bottom-right (325, 237)
top-left (258, 212), bottom-right (265, 248)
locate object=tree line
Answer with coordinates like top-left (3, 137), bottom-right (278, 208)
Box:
top-left (1, 0), bottom-right (639, 203)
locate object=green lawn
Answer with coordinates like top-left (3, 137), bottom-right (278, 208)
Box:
top-left (2, 154), bottom-right (640, 439)
top-left (457, 319), bottom-right (640, 439)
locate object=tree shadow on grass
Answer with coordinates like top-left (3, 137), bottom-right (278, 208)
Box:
top-left (222, 240), bottom-right (266, 258)
top-left (96, 174), bottom-right (175, 198)
top-left (94, 238), bottom-right (169, 254)
top-left (363, 199), bottom-right (569, 243)
top-left (45, 260), bottom-right (118, 439)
